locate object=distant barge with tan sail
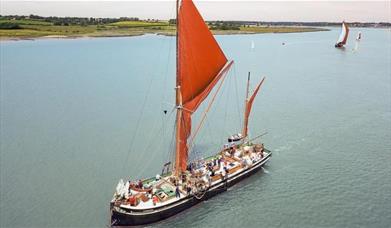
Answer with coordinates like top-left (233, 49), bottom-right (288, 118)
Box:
top-left (335, 21), bottom-right (349, 48)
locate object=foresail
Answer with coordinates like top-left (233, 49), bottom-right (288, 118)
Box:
top-left (175, 0), bottom-right (230, 173)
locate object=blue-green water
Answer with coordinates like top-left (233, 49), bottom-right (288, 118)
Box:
top-left (1, 28), bottom-right (390, 228)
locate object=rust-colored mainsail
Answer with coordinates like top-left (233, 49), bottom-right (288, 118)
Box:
top-left (174, 0), bottom-right (233, 173)
top-left (242, 77), bottom-right (265, 138)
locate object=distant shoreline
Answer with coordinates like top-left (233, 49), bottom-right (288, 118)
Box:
top-left (0, 27), bottom-right (329, 41)
top-left (0, 26), bottom-right (330, 41)
top-left (2, 15), bottom-right (389, 41)
top-left (0, 16), bottom-right (334, 41)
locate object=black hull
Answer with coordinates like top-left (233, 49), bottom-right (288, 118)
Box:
top-left (111, 152), bottom-right (271, 226)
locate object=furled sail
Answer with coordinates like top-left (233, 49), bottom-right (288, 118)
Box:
top-left (336, 22), bottom-right (349, 45)
top-left (242, 77), bottom-right (265, 138)
top-left (175, 0), bottom-right (233, 173)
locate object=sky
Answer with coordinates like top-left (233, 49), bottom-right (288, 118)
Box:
top-left (0, 0), bottom-right (390, 22)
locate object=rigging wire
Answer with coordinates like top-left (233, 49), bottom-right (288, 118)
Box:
top-left (223, 70), bottom-right (231, 139)
top-left (121, 31), bottom-right (170, 176)
top-left (232, 64), bottom-right (243, 132)
top-left (137, 109), bottom-right (175, 177)
top-left (168, 115), bottom-right (177, 171)
top-left (161, 1), bottom-right (179, 170)
top-left (121, 64), bottom-right (154, 174)
top-left (143, 35), bottom-right (176, 176)
top-left (122, 1), bottom-right (177, 178)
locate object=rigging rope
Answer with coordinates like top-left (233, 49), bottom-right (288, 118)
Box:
top-left (188, 63), bottom-right (231, 151)
top-left (122, 33), bottom-right (170, 177)
top-left (233, 64), bottom-right (243, 132)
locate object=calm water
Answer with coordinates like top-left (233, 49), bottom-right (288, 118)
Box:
top-left (1, 28), bottom-right (390, 228)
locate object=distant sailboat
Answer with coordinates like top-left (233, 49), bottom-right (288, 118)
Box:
top-left (353, 31), bottom-right (362, 52)
top-left (356, 31), bottom-right (362, 41)
top-left (110, 0), bottom-right (272, 226)
top-left (335, 21), bottom-right (349, 48)
top-left (251, 40), bottom-right (255, 50)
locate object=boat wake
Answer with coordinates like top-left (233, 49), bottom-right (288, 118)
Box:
top-left (352, 41), bottom-right (360, 52)
top-left (261, 167), bottom-right (270, 174)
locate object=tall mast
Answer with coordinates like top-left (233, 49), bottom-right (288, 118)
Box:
top-left (245, 72), bottom-right (250, 102)
top-left (176, 0), bottom-right (179, 79)
top-left (172, 0), bottom-right (230, 176)
top-left (174, 0), bottom-right (182, 176)
top-left (242, 72), bottom-right (251, 139)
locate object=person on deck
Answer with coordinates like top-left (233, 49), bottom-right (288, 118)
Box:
top-left (152, 195), bottom-right (159, 206)
top-left (186, 185), bottom-right (192, 195)
top-left (129, 195), bottom-right (137, 206)
top-left (138, 180), bottom-right (143, 189)
top-left (175, 185), bottom-right (181, 198)
top-left (128, 181), bottom-right (132, 194)
top-left (224, 159), bottom-right (228, 167)
top-left (206, 173), bottom-right (212, 186)
top-left (223, 166), bottom-right (229, 178)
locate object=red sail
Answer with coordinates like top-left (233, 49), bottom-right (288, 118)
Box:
top-left (243, 77), bottom-right (265, 138)
top-left (175, 0), bottom-right (229, 173)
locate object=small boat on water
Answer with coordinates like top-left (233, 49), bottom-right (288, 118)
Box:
top-left (356, 31), bottom-right (362, 41)
top-left (110, 0), bottom-right (272, 226)
top-left (352, 31), bottom-right (362, 52)
top-left (335, 21), bottom-right (349, 48)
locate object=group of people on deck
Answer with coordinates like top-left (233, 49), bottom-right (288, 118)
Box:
top-left (174, 143), bottom-right (265, 198)
top-left (118, 143), bottom-right (265, 207)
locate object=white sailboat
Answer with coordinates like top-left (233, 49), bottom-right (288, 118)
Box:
top-left (352, 31), bottom-right (362, 52)
top-left (356, 31), bottom-right (362, 41)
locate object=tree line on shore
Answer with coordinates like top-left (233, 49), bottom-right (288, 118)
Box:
top-left (0, 14), bottom-right (142, 28)
top-left (1, 14), bottom-right (389, 30)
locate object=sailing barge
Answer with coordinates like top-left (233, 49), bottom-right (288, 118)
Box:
top-left (335, 21), bottom-right (349, 48)
top-left (110, 0), bottom-right (271, 226)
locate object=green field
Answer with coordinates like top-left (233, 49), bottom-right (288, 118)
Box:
top-left (0, 19), bottom-right (52, 26)
top-left (109, 21), bottom-right (169, 28)
top-left (0, 19), bottom-right (327, 39)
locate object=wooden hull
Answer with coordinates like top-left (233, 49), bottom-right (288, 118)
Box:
top-left (110, 151), bottom-right (272, 226)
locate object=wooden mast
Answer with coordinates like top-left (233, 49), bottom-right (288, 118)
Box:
top-left (173, 0), bottom-right (229, 176)
top-left (242, 72), bottom-right (251, 140)
top-left (174, 0), bottom-right (182, 177)
top-left (176, 0), bottom-right (179, 80)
